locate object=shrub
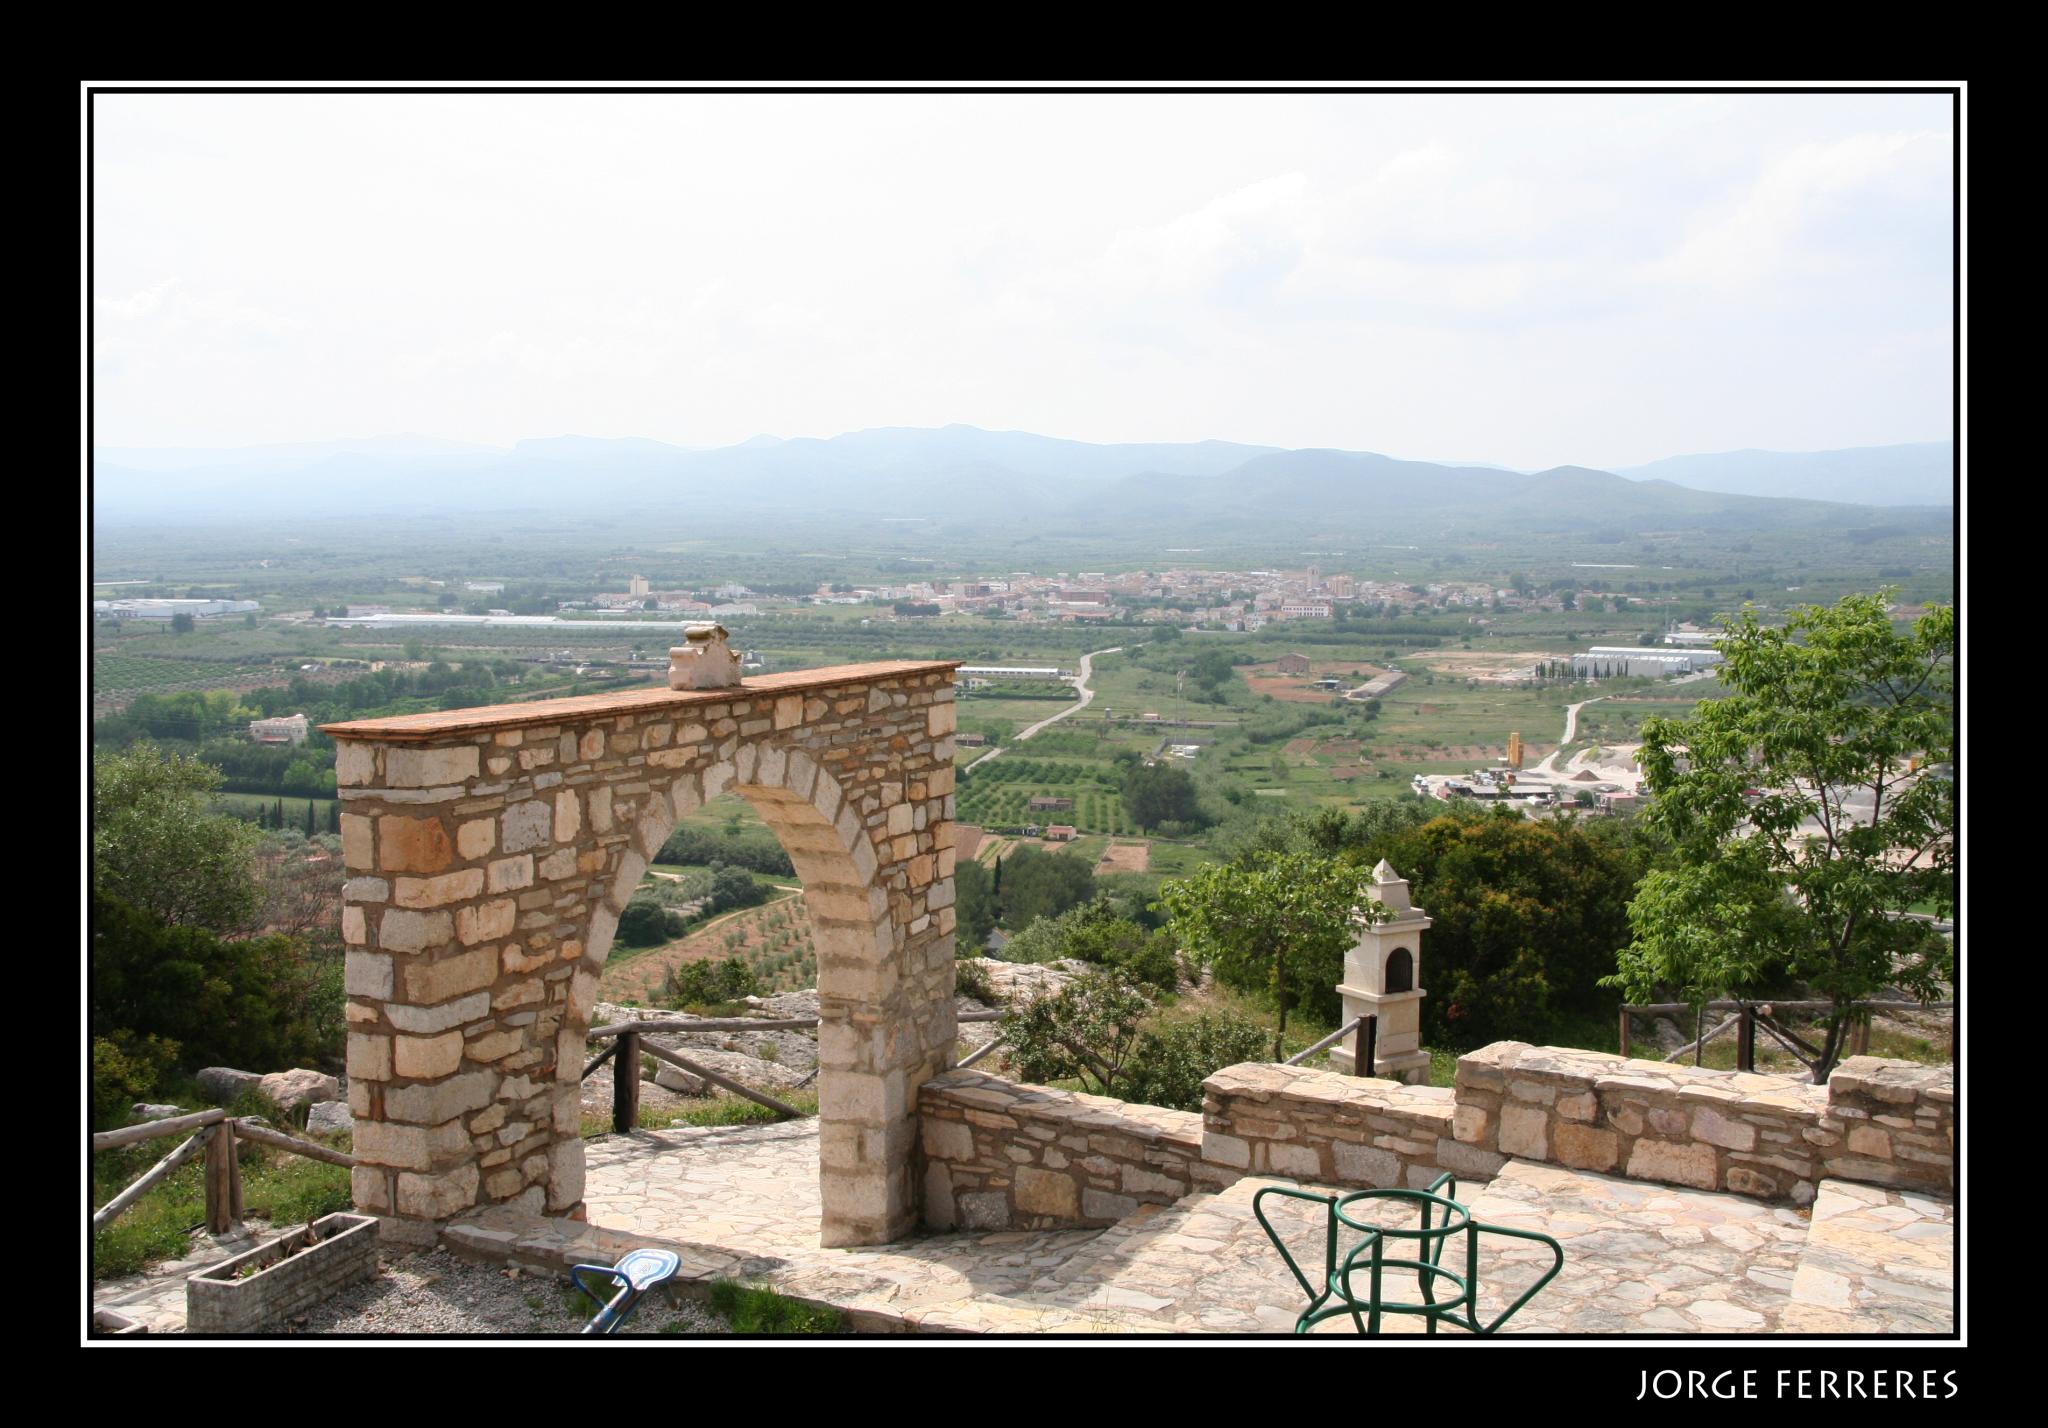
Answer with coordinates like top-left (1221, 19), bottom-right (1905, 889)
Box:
top-left (1121, 1010), bottom-right (1269, 1112)
top-left (706, 863), bottom-right (768, 915)
top-left (91, 1034), bottom-right (180, 1130)
top-left (1000, 969), bottom-right (1152, 1097)
top-left (91, 891), bottom-right (337, 1077)
top-left (616, 896), bottom-right (675, 948)
top-left (664, 956), bottom-right (760, 1008)
top-left (955, 958), bottom-right (998, 1006)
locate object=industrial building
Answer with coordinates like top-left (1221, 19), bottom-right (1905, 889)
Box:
top-left (249, 712), bottom-right (310, 745)
top-left (93, 598), bottom-right (260, 620)
top-left (1347, 670), bottom-right (1409, 700)
top-left (1571, 646), bottom-right (1724, 679)
top-left (956, 665), bottom-right (1066, 682)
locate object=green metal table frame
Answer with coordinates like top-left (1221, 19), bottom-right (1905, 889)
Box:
top-left (1253, 1171), bottom-right (1564, 1335)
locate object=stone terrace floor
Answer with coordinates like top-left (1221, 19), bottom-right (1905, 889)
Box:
top-left (440, 1120), bottom-right (1955, 1335)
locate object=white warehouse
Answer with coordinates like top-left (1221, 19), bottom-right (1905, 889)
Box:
top-left (93, 598), bottom-right (260, 620)
top-left (1571, 646), bottom-right (1724, 679)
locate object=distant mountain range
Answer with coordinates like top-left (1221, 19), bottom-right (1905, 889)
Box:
top-left (90, 426), bottom-right (1955, 540)
top-left (1614, 442), bottom-right (1952, 508)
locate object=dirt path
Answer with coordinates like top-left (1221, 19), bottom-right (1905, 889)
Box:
top-left (965, 645), bottom-right (1124, 772)
top-left (1535, 696), bottom-right (1605, 775)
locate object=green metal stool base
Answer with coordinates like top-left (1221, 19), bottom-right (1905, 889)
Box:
top-left (1253, 1172), bottom-right (1564, 1335)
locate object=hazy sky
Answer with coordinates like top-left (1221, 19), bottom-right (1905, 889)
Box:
top-left (91, 90), bottom-right (1956, 469)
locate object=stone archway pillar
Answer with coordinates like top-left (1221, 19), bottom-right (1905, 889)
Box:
top-left (323, 660), bottom-right (960, 1247)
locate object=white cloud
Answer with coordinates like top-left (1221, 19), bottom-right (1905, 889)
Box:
top-left (1643, 130), bottom-right (1946, 292)
top-left (88, 92), bottom-right (1956, 469)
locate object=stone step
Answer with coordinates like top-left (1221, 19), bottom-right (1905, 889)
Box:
top-left (1780, 1178), bottom-right (1954, 1332)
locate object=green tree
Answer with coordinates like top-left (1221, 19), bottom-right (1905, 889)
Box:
top-left (1121, 761), bottom-right (1202, 832)
top-left (91, 891), bottom-right (334, 1079)
top-left (1379, 809), bottom-right (1643, 1048)
top-left (1604, 594), bottom-right (1955, 1081)
top-left (706, 863), bottom-right (767, 915)
top-left (616, 896), bottom-right (674, 948)
top-left (170, 612), bottom-right (195, 634)
top-left (954, 859), bottom-right (998, 948)
top-left (1188, 649), bottom-right (1238, 702)
top-left (999, 968), bottom-right (1153, 1096)
top-left (1162, 852), bottom-right (1376, 1058)
top-left (92, 745), bottom-right (261, 932)
top-left (995, 845), bottom-right (1096, 931)
top-left (998, 898), bottom-right (1179, 991)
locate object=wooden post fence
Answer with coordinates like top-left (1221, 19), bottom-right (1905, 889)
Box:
top-left (613, 1029), bottom-right (641, 1134)
top-left (93, 1112), bottom-right (357, 1239)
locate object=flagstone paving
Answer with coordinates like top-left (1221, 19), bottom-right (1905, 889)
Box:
top-left (439, 1119), bottom-right (1954, 1335)
top-left (98, 1119), bottom-right (1955, 1334)
top-left (92, 1224), bottom-right (268, 1334)
top-left (1782, 1178), bottom-right (1955, 1334)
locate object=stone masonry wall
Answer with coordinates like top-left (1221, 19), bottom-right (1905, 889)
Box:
top-left (1813, 1057), bottom-right (1955, 1194)
top-left (1452, 1043), bottom-right (1954, 1203)
top-left (922, 1049), bottom-right (1952, 1232)
top-left (1201, 1063), bottom-right (1504, 1189)
top-left (326, 661), bottom-right (961, 1247)
top-left (918, 1071), bottom-right (1228, 1230)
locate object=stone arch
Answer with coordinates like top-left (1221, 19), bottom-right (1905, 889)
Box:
top-left (1385, 948), bottom-right (1413, 994)
top-left (324, 661), bottom-right (960, 1248)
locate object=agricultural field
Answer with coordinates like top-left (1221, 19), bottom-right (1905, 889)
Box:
top-left (212, 791), bottom-right (340, 827)
top-left (91, 651), bottom-right (291, 714)
top-left (1083, 650), bottom-right (1250, 724)
top-left (600, 888), bottom-right (815, 1004)
top-left (955, 754), bottom-right (1129, 835)
top-left (1571, 684), bottom-right (1724, 746)
top-left (1240, 658), bottom-right (1387, 703)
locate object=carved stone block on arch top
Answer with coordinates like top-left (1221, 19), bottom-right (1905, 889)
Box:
top-left (323, 660), bottom-right (961, 1248)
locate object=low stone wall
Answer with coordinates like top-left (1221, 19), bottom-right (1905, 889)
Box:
top-left (918, 1071), bottom-right (1226, 1231)
top-left (915, 1048), bottom-right (1953, 1232)
top-left (1453, 1043), bottom-right (1826, 1202)
top-left (1814, 1057), bottom-right (1955, 1194)
top-left (1452, 1044), bottom-right (1954, 1203)
top-left (1202, 1063), bottom-right (1504, 1188)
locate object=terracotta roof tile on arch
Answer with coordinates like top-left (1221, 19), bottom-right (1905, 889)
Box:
top-left (320, 659), bottom-right (961, 743)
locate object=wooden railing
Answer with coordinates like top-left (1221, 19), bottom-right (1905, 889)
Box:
top-left (585, 1010), bottom-right (1005, 1134)
top-left (91, 1109), bottom-right (358, 1237)
top-left (1619, 999), bottom-right (1956, 1072)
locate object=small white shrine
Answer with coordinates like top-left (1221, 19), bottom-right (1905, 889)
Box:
top-left (1328, 859), bottom-right (1431, 1084)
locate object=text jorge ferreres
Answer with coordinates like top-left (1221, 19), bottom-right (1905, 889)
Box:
top-left (1637, 1370), bottom-right (1958, 1400)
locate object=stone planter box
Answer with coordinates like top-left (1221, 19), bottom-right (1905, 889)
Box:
top-left (186, 1212), bottom-right (379, 1333)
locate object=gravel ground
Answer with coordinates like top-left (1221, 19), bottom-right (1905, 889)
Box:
top-left (290, 1247), bottom-right (731, 1335)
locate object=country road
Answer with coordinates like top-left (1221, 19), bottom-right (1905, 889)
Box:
top-left (1534, 696), bottom-right (1605, 775)
top-left (965, 645), bottom-right (1124, 772)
